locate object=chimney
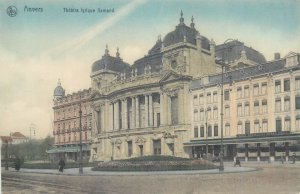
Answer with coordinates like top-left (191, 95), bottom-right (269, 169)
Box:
top-left (274, 53), bottom-right (280, 60)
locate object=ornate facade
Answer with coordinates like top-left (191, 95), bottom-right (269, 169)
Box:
top-left (186, 51), bottom-right (300, 162)
top-left (89, 12), bottom-right (217, 161)
top-left (49, 12), bottom-right (300, 162)
top-left (48, 82), bottom-right (92, 161)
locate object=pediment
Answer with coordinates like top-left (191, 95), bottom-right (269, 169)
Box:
top-left (159, 70), bottom-right (187, 83)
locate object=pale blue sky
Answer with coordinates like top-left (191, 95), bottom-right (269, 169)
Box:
top-left (0, 0), bottom-right (299, 138)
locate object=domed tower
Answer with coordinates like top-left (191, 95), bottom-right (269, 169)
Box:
top-left (91, 45), bottom-right (131, 91)
top-left (162, 11), bottom-right (217, 77)
top-left (53, 79), bottom-right (65, 101)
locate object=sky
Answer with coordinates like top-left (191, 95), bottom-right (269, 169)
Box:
top-left (0, 0), bottom-right (299, 139)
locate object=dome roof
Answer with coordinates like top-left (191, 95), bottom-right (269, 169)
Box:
top-left (91, 46), bottom-right (131, 73)
top-left (162, 12), bottom-right (210, 50)
top-left (54, 80), bottom-right (65, 97)
top-left (163, 24), bottom-right (198, 47)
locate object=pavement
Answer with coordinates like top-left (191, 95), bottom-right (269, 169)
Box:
top-left (2, 161), bottom-right (298, 176)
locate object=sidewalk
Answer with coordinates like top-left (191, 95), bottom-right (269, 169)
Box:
top-left (2, 166), bottom-right (258, 176)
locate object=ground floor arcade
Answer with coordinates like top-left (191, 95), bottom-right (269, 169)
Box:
top-left (184, 132), bottom-right (300, 162)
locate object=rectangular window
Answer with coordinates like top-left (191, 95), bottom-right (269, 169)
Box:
top-left (207, 109), bottom-right (211, 120)
top-left (245, 122), bottom-right (250, 135)
top-left (261, 83), bottom-right (267, 95)
top-left (207, 93), bottom-right (211, 103)
top-left (254, 101), bottom-right (259, 114)
top-left (200, 126), bottom-right (204, 137)
top-left (157, 113), bottom-right (161, 126)
top-left (200, 110), bottom-right (204, 121)
top-left (225, 106), bottom-right (230, 118)
top-left (153, 140), bottom-right (161, 155)
top-left (214, 125), bottom-right (218, 136)
top-left (237, 88), bottom-right (242, 99)
top-left (199, 94), bottom-right (204, 104)
top-left (284, 118), bottom-right (291, 131)
top-left (284, 79), bottom-right (290, 91)
top-left (237, 105), bottom-right (243, 117)
top-left (275, 99), bottom-right (281, 112)
top-left (244, 104), bottom-right (250, 116)
top-left (224, 90), bottom-right (230, 101)
top-left (171, 96), bottom-right (178, 124)
top-left (262, 120), bottom-right (268, 132)
top-left (238, 124), bottom-right (243, 134)
top-left (296, 96), bottom-right (300, 109)
top-left (296, 118), bottom-right (300, 131)
top-left (208, 126), bottom-right (212, 137)
top-left (213, 108), bottom-right (218, 120)
top-left (213, 92), bottom-right (218, 102)
top-left (276, 119), bottom-right (282, 132)
top-left (295, 77), bottom-right (300, 90)
top-left (128, 141), bottom-right (133, 157)
top-left (275, 80), bottom-right (281, 93)
top-left (244, 86), bottom-right (250, 97)
top-left (253, 84), bottom-right (259, 96)
top-left (254, 121), bottom-right (260, 133)
top-left (194, 109), bottom-right (199, 121)
top-left (284, 98), bottom-right (290, 111)
top-left (193, 95), bottom-right (198, 105)
top-left (194, 126), bottom-right (199, 138)
top-left (262, 101), bottom-right (268, 113)
top-left (225, 125), bottom-right (230, 136)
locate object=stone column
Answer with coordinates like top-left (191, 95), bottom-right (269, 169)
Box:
top-left (160, 92), bottom-right (164, 126)
top-left (109, 103), bottom-right (114, 131)
top-left (145, 94), bottom-right (149, 127)
top-left (132, 97), bottom-right (136, 129)
top-left (149, 94), bottom-right (153, 127)
top-left (114, 101), bottom-right (119, 130)
top-left (124, 98), bottom-right (128, 130)
top-left (135, 96), bottom-right (140, 128)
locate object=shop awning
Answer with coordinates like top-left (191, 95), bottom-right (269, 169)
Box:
top-left (46, 145), bottom-right (90, 154)
top-left (184, 133), bottom-right (300, 147)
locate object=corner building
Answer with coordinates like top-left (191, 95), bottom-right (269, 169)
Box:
top-left (90, 13), bottom-right (217, 161)
top-left (186, 51), bottom-right (300, 162)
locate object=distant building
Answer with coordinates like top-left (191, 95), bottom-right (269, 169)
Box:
top-left (47, 81), bottom-right (92, 161)
top-left (10, 132), bottom-right (28, 144)
top-left (0, 136), bottom-right (13, 144)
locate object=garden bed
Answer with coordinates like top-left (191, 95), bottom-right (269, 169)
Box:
top-left (92, 156), bottom-right (217, 171)
top-left (20, 161), bottom-right (97, 169)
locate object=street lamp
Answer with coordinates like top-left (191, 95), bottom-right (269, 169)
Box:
top-left (219, 38), bottom-right (236, 172)
top-left (205, 107), bottom-right (208, 159)
top-left (79, 91), bottom-right (83, 175)
top-left (5, 140), bottom-right (9, 170)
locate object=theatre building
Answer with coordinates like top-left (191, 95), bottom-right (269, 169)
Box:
top-left (89, 12), bottom-right (218, 161)
top-left (47, 82), bottom-right (92, 161)
top-left (186, 50), bottom-right (300, 162)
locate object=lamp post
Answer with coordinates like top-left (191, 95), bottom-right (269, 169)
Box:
top-left (205, 108), bottom-right (208, 159)
top-left (219, 38), bottom-right (236, 172)
top-left (79, 91), bottom-right (83, 175)
top-left (5, 140), bottom-right (9, 170)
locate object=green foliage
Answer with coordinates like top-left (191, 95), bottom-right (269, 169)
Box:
top-left (1, 135), bottom-right (54, 162)
top-left (93, 156), bottom-right (217, 171)
top-left (118, 155), bottom-right (192, 162)
top-left (21, 162), bottom-right (97, 169)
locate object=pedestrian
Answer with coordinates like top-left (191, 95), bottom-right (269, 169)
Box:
top-left (58, 158), bottom-right (65, 172)
top-left (292, 153), bottom-right (296, 164)
top-left (281, 154), bottom-right (284, 164)
top-left (14, 156), bottom-right (22, 171)
top-left (234, 158), bottom-right (241, 167)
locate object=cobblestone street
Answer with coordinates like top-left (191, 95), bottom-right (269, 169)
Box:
top-left (1, 162), bottom-right (300, 194)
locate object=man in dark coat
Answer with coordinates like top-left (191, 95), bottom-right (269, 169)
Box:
top-left (58, 158), bottom-right (65, 172)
